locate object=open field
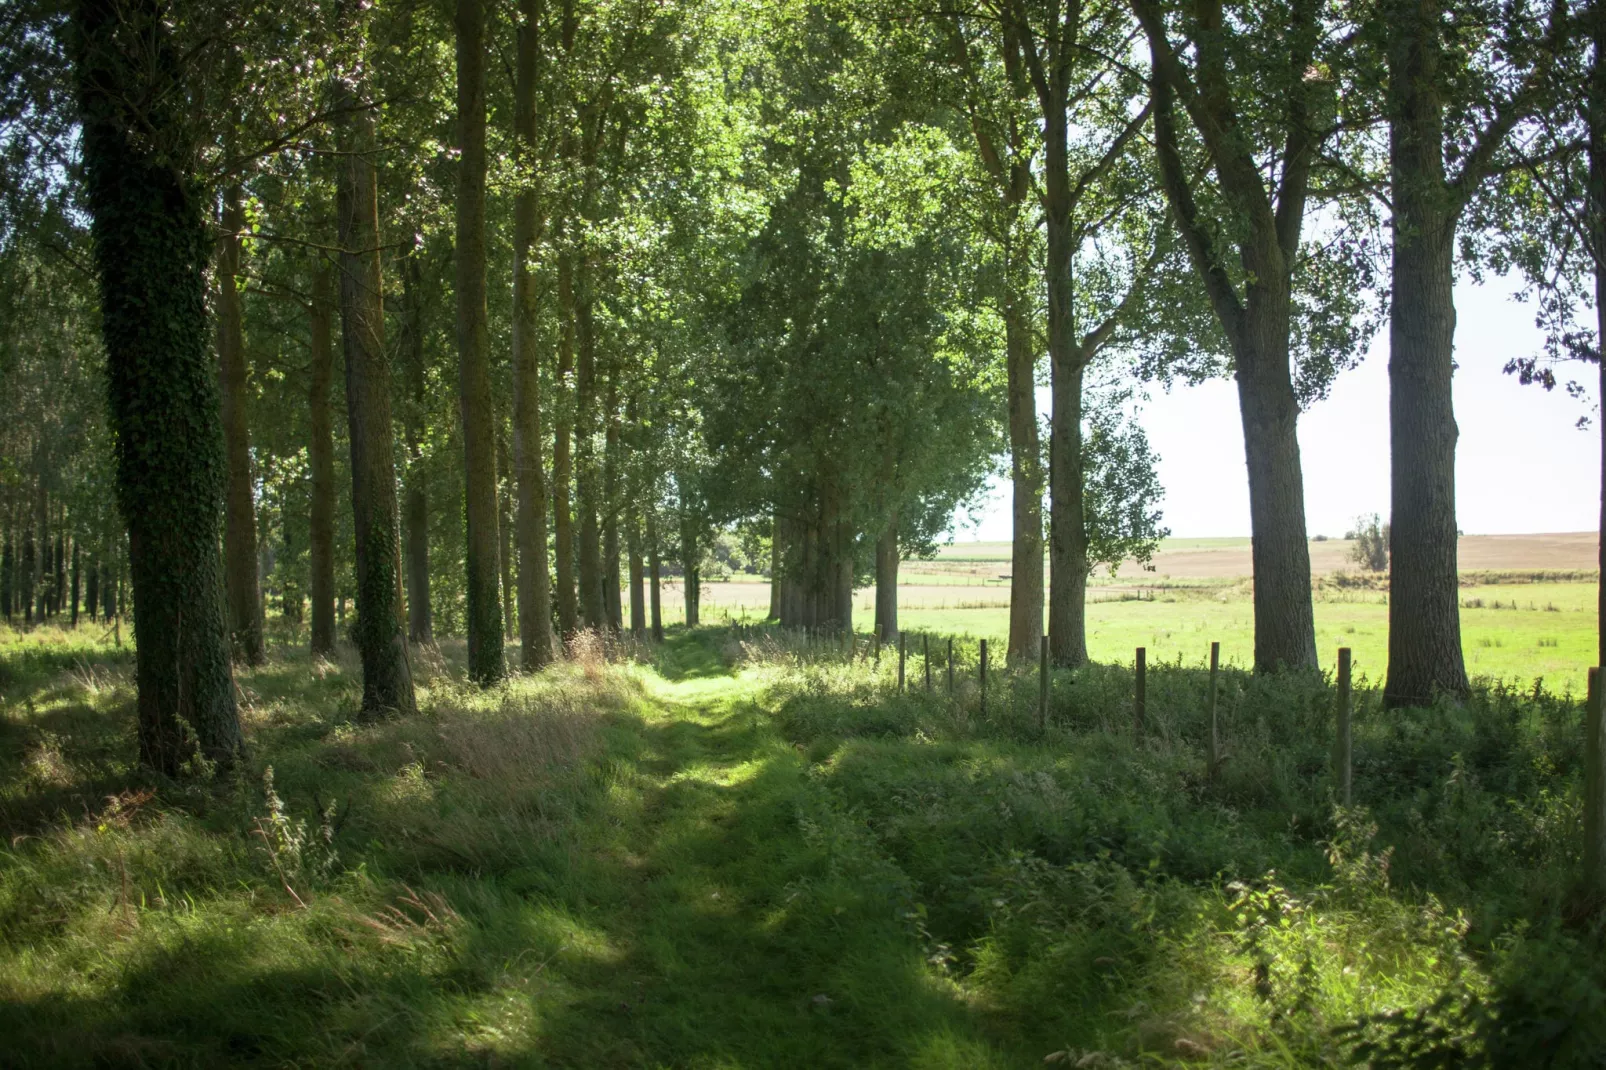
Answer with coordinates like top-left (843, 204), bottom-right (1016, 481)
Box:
top-left (671, 533), bottom-right (1602, 689)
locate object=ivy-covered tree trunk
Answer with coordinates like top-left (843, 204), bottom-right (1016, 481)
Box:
top-left (1384, 0), bottom-right (1469, 706)
top-left (308, 258), bottom-right (337, 657)
top-left (334, 64), bottom-right (415, 717)
top-left (456, 0), bottom-right (504, 685)
top-left (1004, 302), bottom-right (1043, 662)
top-left (72, 0), bottom-right (243, 773)
top-left (553, 247), bottom-right (579, 640)
top-left (512, 0), bottom-right (554, 670)
top-left (874, 516), bottom-right (898, 642)
top-left (216, 183), bottom-right (265, 665)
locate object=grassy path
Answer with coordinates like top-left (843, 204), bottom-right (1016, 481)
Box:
top-left (532, 634), bottom-right (1016, 1067)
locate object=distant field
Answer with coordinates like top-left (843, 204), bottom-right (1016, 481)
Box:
top-left (671, 532), bottom-right (1601, 689)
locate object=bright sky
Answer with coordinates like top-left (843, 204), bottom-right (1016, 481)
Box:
top-left (956, 275), bottom-right (1600, 541)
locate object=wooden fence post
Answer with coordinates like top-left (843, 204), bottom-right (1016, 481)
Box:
top-left (980, 638), bottom-right (988, 716)
top-left (1134, 647), bottom-right (1146, 735)
top-left (1334, 647), bottom-right (1353, 806)
top-left (946, 638), bottom-right (954, 695)
top-left (1039, 635), bottom-right (1049, 733)
top-left (1207, 641), bottom-right (1221, 779)
top-left (1586, 666), bottom-right (1605, 896)
top-left (923, 633), bottom-right (932, 692)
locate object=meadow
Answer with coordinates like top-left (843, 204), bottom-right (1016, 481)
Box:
top-left (673, 535), bottom-right (1602, 690)
top-left (3, 622), bottom-right (1605, 1066)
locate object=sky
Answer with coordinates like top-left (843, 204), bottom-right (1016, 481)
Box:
top-left (956, 275), bottom-right (1601, 541)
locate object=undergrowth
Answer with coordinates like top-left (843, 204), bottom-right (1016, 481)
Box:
top-left (0, 620), bottom-right (1601, 1067)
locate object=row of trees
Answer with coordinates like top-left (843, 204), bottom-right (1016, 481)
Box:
top-left (1, 0), bottom-right (1601, 772)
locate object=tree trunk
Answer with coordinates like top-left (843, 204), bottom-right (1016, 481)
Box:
top-left (398, 245), bottom-right (432, 644)
top-left (648, 509), bottom-right (664, 641)
top-left (681, 511), bottom-right (699, 627)
top-left (499, 430), bottom-right (516, 640)
top-left (53, 529), bottom-right (65, 617)
top-left (217, 183), bottom-right (265, 665)
top-left (1236, 321), bottom-right (1319, 672)
top-left (512, 0), bottom-right (554, 670)
top-left (874, 516), bottom-right (898, 641)
top-left (334, 64), bottom-right (415, 717)
top-left (1048, 347), bottom-right (1090, 668)
top-left (21, 525), bottom-right (33, 626)
top-left (456, 0), bottom-right (504, 684)
top-left (85, 550), bottom-right (98, 620)
top-left (554, 247), bottom-right (579, 639)
top-left (575, 262), bottom-right (604, 630)
top-left (1594, 0), bottom-right (1606, 669)
top-left (70, 540), bottom-right (80, 627)
top-left (1385, 0), bottom-right (1469, 705)
top-left (603, 394), bottom-right (622, 633)
top-left (1005, 303), bottom-right (1044, 661)
top-left (72, 0), bottom-right (243, 772)
top-left (768, 514), bottom-right (780, 620)
top-left (308, 258), bottom-right (338, 657)
top-left (628, 517), bottom-right (646, 636)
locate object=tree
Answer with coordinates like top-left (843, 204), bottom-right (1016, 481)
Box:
top-left (456, 0), bottom-right (505, 684)
top-left (511, 0), bottom-right (555, 670)
top-left (1377, 0), bottom-right (1564, 705)
top-left (1133, 0), bottom-right (1374, 672)
top-left (70, 0), bottom-right (244, 772)
top-left (332, 13), bottom-right (415, 717)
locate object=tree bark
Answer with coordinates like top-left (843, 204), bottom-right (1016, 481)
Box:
top-left (85, 550), bottom-right (98, 620)
top-left (647, 509), bottom-right (664, 641)
top-left (70, 539), bottom-right (80, 627)
top-left (628, 516), bottom-right (646, 636)
top-left (334, 64), bottom-right (415, 717)
top-left (1385, 0), bottom-right (1469, 705)
top-left (499, 430), bottom-right (517, 639)
top-left (72, 0), bottom-right (243, 772)
top-left (456, 0), bottom-right (504, 684)
top-left (1005, 303), bottom-right (1044, 660)
top-left (1048, 351), bottom-right (1089, 667)
top-left (874, 515), bottom-right (898, 641)
top-left (398, 244), bottom-right (432, 643)
top-left (216, 184), bottom-right (265, 664)
top-left (512, 0), bottom-right (554, 670)
top-left (602, 386), bottom-right (623, 633)
top-left (768, 514), bottom-right (780, 620)
top-left (575, 259), bottom-right (604, 630)
top-left (1594, 0), bottom-right (1606, 669)
top-left (554, 247), bottom-right (579, 639)
top-left (308, 257), bottom-right (338, 657)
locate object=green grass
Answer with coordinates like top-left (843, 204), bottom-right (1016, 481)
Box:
top-left (3, 624), bottom-right (1605, 1066)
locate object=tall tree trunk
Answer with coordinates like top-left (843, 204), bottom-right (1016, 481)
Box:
top-left (21, 525), bottom-right (33, 626)
top-left (512, 0), bottom-right (554, 670)
top-left (308, 258), bottom-right (338, 657)
top-left (628, 516), bottom-right (646, 635)
top-left (70, 540), bottom-right (80, 627)
top-left (33, 482), bottom-right (46, 622)
top-left (768, 514), bottom-right (780, 620)
top-left (602, 399), bottom-right (622, 633)
top-left (1593, 0), bottom-right (1606, 669)
top-left (334, 62), bottom-right (415, 717)
top-left (217, 184), bottom-right (265, 664)
top-left (680, 510), bottom-right (699, 627)
top-left (1385, 0), bottom-right (1469, 705)
top-left (1048, 350), bottom-right (1090, 668)
top-left (554, 247), bottom-right (578, 639)
top-left (647, 509), bottom-right (663, 641)
top-left (575, 263), bottom-right (604, 629)
top-left (53, 528), bottom-right (65, 617)
top-left (398, 245), bottom-right (432, 644)
top-left (72, 0), bottom-right (243, 772)
top-left (456, 0), bottom-right (504, 684)
top-left (1236, 320), bottom-right (1318, 672)
top-left (499, 430), bottom-right (516, 639)
top-left (1004, 302), bottom-right (1044, 661)
top-left (874, 516), bottom-right (898, 641)
top-left (85, 550), bottom-right (98, 620)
